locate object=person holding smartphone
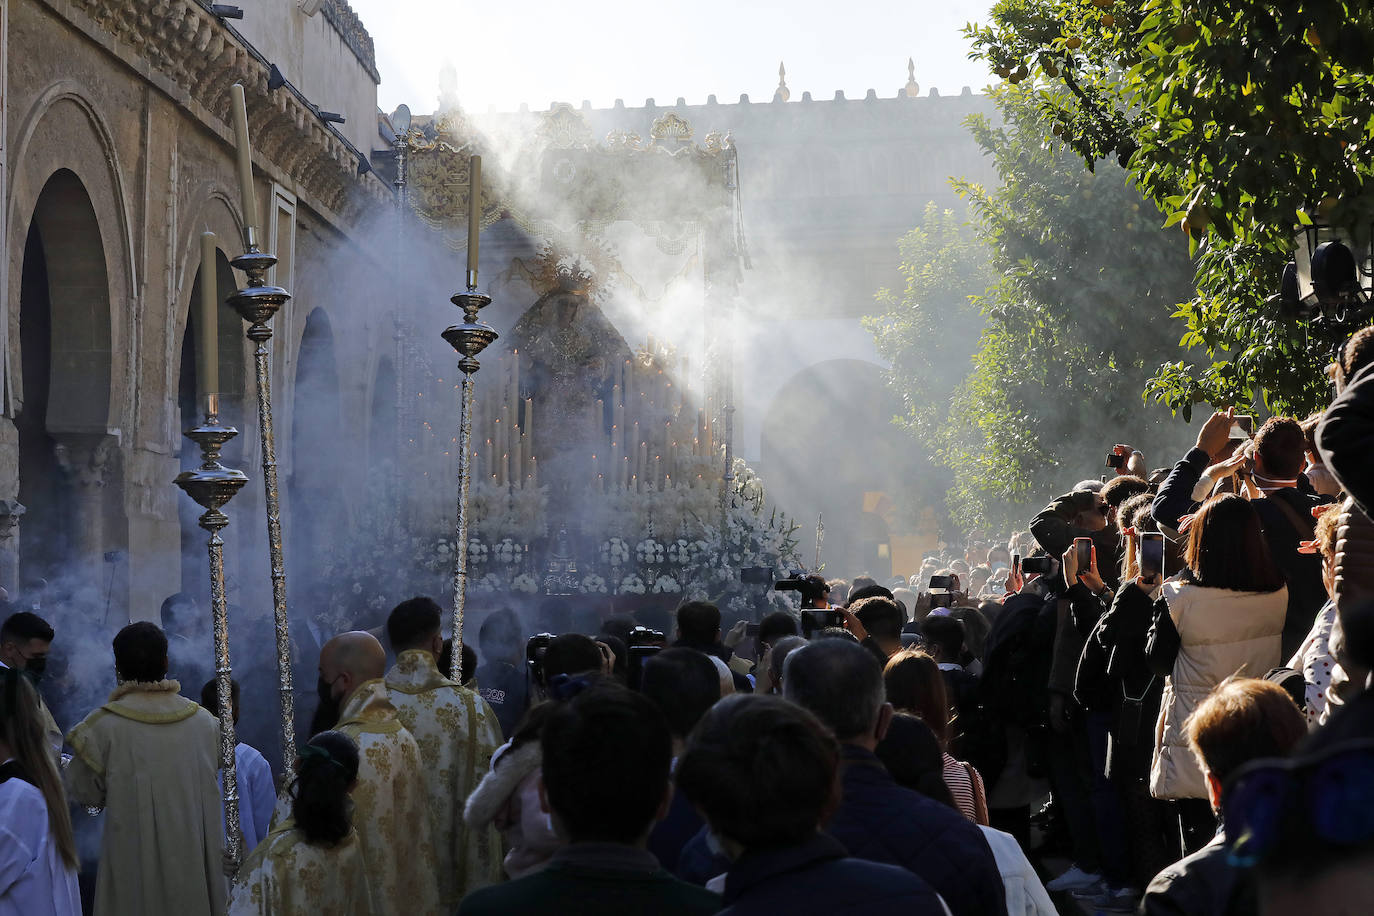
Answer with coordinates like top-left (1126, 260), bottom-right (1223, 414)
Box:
top-left (1073, 500), bottom-right (1176, 903)
top-left (1145, 495), bottom-right (1287, 857)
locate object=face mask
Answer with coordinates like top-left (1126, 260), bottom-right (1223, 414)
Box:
top-left (311, 675), bottom-right (341, 736)
top-left (22, 655), bottom-right (47, 683)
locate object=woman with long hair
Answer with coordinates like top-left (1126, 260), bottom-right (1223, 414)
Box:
top-left (1148, 493), bottom-right (1287, 853)
top-left (0, 667), bottom-right (80, 914)
top-left (228, 730), bottom-right (371, 915)
top-left (883, 648), bottom-right (988, 824)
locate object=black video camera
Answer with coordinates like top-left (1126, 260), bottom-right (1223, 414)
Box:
top-left (775, 572), bottom-right (828, 605)
top-left (526, 632), bottom-right (556, 688)
top-left (626, 626), bottom-right (666, 690)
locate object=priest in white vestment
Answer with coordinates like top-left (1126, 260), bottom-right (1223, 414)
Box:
top-left (317, 631), bottom-right (441, 915)
top-left (384, 598), bottom-right (503, 908)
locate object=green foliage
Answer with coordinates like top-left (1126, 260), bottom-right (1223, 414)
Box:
top-left (966, 0), bottom-right (1374, 414)
top-left (870, 87), bottom-right (1198, 532)
top-left (867, 204), bottom-right (995, 438)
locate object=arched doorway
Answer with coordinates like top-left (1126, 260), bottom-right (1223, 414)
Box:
top-left (370, 355), bottom-right (397, 474)
top-left (759, 359), bottom-right (940, 580)
top-left (288, 309), bottom-right (344, 616)
top-left (16, 169), bottom-right (118, 609)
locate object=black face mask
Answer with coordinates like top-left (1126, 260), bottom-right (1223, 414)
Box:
top-left (22, 655), bottom-right (47, 683)
top-left (311, 676), bottom-right (341, 736)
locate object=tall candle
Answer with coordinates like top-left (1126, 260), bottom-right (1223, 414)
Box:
top-left (485, 438), bottom-right (493, 479)
top-left (653, 454), bottom-right (662, 490)
top-left (198, 232), bottom-right (219, 400)
top-left (513, 435), bottom-right (524, 489)
top-left (466, 154), bottom-right (482, 287)
top-left (530, 456), bottom-right (538, 488)
top-left (524, 398), bottom-right (534, 453)
top-left (229, 84), bottom-right (258, 241)
top-left (639, 442), bottom-right (649, 486)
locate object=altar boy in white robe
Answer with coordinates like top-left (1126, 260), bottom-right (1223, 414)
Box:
top-left (201, 677), bottom-right (278, 853)
top-left (64, 622), bottom-right (226, 916)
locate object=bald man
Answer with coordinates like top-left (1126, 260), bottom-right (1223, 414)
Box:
top-left (318, 631), bottom-right (440, 915)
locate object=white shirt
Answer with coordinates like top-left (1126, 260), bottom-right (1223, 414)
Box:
top-left (218, 743), bottom-right (277, 854)
top-left (0, 764), bottom-right (81, 916)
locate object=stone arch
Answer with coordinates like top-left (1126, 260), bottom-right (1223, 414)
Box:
top-left (14, 168), bottom-right (125, 602)
top-left (8, 83), bottom-right (136, 435)
top-left (288, 308), bottom-right (343, 602)
top-left (369, 354), bottom-right (398, 472)
top-left (758, 359), bottom-right (924, 578)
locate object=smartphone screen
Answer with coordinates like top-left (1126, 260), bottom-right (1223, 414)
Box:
top-left (1011, 554), bottom-right (1021, 577)
top-left (1106, 453), bottom-right (1124, 468)
top-left (1230, 415), bottom-right (1255, 439)
top-left (745, 623), bottom-right (760, 639)
top-left (1140, 532), bottom-right (1164, 581)
top-left (1074, 537), bottom-right (1093, 572)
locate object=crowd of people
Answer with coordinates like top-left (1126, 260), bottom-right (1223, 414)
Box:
top-left (1, 325), bottom-right (1373, 915)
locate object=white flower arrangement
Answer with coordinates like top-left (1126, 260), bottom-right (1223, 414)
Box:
top-left (467, 539), bottom-right (488, 565)
top-left (651, 575), bottom-right (681, 594)
top-left (727, 595), bottom-right (750, 615)
top-left (581, 573), bottom-right (608, 594)
top-left (474, 573), bottom-right (503, 593)
top-left (635, 538), bottom-right (665, 565)
top-left (617, 574), bottom-right (647, 595)
top-left (512, 574), bottom-right (541, 594)
top-left (495, 538), bottom-right (522, 565)
top-left (436, 539), bottom-right (452, 557)
top-left (600, 537), bottom-right (631, 566)
top-left (666, 538), bottom-right (696, 565)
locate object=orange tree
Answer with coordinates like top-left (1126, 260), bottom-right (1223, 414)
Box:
top-left (967, 0), bottom-right (1374, 416)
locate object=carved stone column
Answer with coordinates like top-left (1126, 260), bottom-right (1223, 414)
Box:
top-left (0, 499), bottom-right (25, 598)
top-left (54, 435), bottom-right (117, 587)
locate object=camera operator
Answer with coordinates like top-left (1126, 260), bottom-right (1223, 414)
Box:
top-left (788, 574), bottom-right (830, 609)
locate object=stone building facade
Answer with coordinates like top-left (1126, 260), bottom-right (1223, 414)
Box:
top-left (2, 0), bottom-right (394, 625)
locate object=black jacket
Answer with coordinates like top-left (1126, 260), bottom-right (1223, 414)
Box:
top-left (1141, 832), bottom-right (1255, 916)
top-left (717, 832), bottom-right (946, 916)
top-left (1074, 583), bottom-right (1166, 782)
top-left (1318, 359), bottom-right (1374, 515)
top-left (827, 746), bottom-right (1008, 916)
top-left (1153, 446), bottom-right (1212, 533)
top-left (1030, 492), bottom-right (1121, 588)
top-left (1250, 488), bottom-right (1331, 658)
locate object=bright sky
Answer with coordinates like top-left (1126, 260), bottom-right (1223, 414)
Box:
top-left (349, 0), bottom-right (998, 115)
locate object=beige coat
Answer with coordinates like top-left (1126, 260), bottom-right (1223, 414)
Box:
top-left (65, 679), bottom-right (227, 916)
top-left (1150, 581), bottom-right (1287, 799)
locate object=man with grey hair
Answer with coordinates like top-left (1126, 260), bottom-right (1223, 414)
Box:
top-left (783, 639), bottom-right (1007, 916)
